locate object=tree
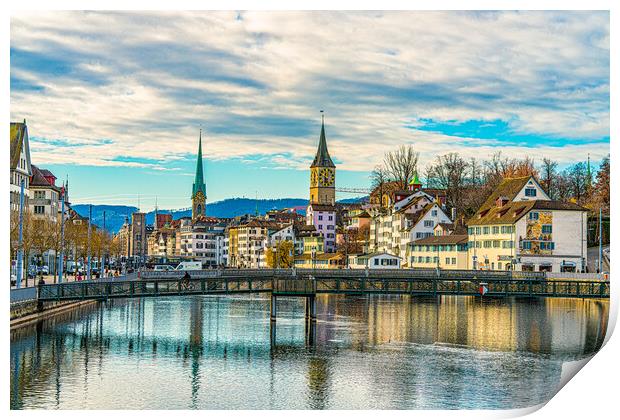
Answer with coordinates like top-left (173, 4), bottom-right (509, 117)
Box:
top-left (370, 164), bottom-right (389, 210)
top-left (567, 162), bottom-right (589, 205)
top-left (383, 145), bottom-right (419, 189)
top-left (265, 240), bottom-right (294, 268)
top-left (337, 226), bottom-right (368, 266)
top-left (425, 152), bottom-right (468, 216)
top-left (469, 157), bottom-right (482, 187)
top-left (539, 158), bottom-right (558, 199)
top-left (592, 154), bottom-right (610, 214)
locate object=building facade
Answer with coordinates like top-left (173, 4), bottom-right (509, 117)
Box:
top-left (307, 115), bottom-right (337, 253)
top-left (467, 176), bottom-right (588, 272)
top-left (10, 121), bottom-right (32, 212)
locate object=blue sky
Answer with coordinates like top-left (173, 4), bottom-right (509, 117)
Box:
top-left (10, 11), bottom-right (609, 211)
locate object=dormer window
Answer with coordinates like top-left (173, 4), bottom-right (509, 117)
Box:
top-left (496, 196), bottom-right (509, 207)
top-left (525, 188), bottom-right (537, 197)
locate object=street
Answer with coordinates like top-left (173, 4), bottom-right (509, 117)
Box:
top-left (587, 246), bottom-right (610, 273)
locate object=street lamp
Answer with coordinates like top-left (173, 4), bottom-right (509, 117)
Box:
top-left (311, 246), bottom-right (317, 271)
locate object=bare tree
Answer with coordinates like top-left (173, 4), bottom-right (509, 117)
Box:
top-left (469, 157), bottom-right (482, 187)
top-left (426, 152), bottom-right (468, 216)
top-left (370, 164), bottom-right (389, 210)
top-left (383, 145), bottom-right (419, 189)
top-left (540, 158), bottom-right (558, 199)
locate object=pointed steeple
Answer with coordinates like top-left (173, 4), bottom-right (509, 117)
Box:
top-left (310, 112), bottom-right (335, 168)
top-left (192, 129), bottom-right (206, 198)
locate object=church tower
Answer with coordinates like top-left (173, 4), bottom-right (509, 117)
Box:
top-left (192, 130), bottom-right (206, 221)
top-left (309, 113), bottom-right (336, 205)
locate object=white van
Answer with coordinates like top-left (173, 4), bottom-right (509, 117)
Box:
top-left (175, 261), bottom-right (202, 271)
top-left (154, 265), bottom-right (175, 271)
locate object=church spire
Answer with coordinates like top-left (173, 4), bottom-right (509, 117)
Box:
top-left (310, 111), bottom-right (335, 168)
top-left (192, 129), bottom-right (206, 198)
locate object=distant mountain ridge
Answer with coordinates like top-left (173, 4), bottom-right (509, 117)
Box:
top-left (73, 196), bottom-right (368, 234)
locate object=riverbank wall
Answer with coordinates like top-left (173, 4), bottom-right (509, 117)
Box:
top-left (10, 299), bottom-right (98, 329)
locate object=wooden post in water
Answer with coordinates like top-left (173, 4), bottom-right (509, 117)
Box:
top-left (270, 294), bottom-right (277, 322)
top-left (308, 295), bottom-right (317, 322)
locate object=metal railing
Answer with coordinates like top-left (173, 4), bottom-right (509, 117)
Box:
top-left (10, 287), bottom-right (37, 303)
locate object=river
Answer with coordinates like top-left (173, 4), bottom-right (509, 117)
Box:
top-left (10, 294), bottom-right (608, 409)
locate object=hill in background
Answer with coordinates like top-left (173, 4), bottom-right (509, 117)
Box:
top-left (73, 196), bottom-right (368, 234)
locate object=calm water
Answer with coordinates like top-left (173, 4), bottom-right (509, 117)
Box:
top-left (10, 294), bottom-right (608, 410)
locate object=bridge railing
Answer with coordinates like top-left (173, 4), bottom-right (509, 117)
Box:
top-left (10, 286), bottom-right (38, 303)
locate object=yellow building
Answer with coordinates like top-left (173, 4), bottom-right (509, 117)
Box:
top-left (227, 225), bottom-right (240, 267)
top-left (408, 234), bottom-right (469, 269)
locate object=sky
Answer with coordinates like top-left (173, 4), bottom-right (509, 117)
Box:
top-left (10, 11), bottom-right (610, 211)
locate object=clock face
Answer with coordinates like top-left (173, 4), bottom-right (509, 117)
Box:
top-left (310, 169), bottom-right (318, 187)
top-left (319, 168), bottom-right (335, 187)
top-left (195, 191), bottom-right (205, 201)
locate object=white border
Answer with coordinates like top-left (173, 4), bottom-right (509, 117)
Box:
top-left (2, 2), bottom-right (617, 419)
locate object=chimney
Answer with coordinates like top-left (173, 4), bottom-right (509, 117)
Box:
top-left (451, 207), bottom-right (457, 222)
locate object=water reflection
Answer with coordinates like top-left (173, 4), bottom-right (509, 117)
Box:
top-left (10, 294), bottom-right (608, 410)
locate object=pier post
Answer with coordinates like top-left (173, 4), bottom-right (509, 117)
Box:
top-left (307, 295), bottom-right (316, 322)
top-left (305, 317), bottom-right (316, 346)
top-left (270, 294), bottom-right (277, 322)
top-left (270, 318), bottom-right (276, 347)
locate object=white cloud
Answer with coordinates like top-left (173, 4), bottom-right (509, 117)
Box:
top-left (10, 11), bottom-right (610, 173)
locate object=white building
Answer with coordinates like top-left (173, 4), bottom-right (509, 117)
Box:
top-left (177, 217), bottom-right (227, 268)
top-left (10, 121), bottom-right (32, 212)
top-left (467, 176), bottom-right (588, 272)
top-left (347, 252), bottom-right (401, 269)
top-left (369, 190), bottom-right (453, 263)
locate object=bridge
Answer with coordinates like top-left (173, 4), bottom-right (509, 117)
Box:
top-left (33, 269), bottom-right (609, 322)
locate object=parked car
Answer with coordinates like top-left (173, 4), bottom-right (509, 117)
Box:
top-left (154, 265), bottom-right (176, 271)
top-left (175, 261), bottom-right (203, 271)
top-left (38, 265), bottom-right (49, 275)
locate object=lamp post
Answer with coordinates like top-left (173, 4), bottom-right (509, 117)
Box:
top-left (16, 179), bottom-right (25, 289)
top-left (58, 187), bottom-right (65, 283)
top-left (312, 246), bottom-right (317, 271)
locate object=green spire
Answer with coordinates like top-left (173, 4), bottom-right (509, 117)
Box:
top-left (409, 172), bottom-right (421, 185)
top-left (310, 112), bottom-right (335, 168)
top-left (192, 130), bottom-right (206, 198)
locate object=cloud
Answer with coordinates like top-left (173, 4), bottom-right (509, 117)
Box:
top-left (10, 11), bottom-right (610, 173)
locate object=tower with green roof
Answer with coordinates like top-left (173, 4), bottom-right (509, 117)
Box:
top-left (192, 130), bottom-right (206, 220)
top-left (408, 172), bottom-right (422, 192)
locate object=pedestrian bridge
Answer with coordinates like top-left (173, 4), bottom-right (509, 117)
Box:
top-left (36, 268), bottom-right (609, 303)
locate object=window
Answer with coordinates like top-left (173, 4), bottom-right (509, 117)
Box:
top-left (425, 257), bottom-right (431, 263)
top-left (542, 225), bottom-right (552, 234)
top-left (475, 227), bottom-right (481, 235)
top-left (468, 227), bottom-right (474, 235)
top-left (492, 226), bottom-right (500, 234)
top-left (493, 240), bottom-right (500, 248)
top-left (318, 215), bottom-right (323, 221)
top-left (522, 241), bottom-right (532, 250)
top-left (483, 226), bottom-right (490, 235)
top-left (318, 225), bottom-right (323, 229)
top-left (418, 256), bottom-right (423, 263)
top-left (328, 215), bottom-right (333, 221)
top-left (483, 240), bottom-right (492, 248)
top-left (432, 210), bottom-right (437, 216)
top-left (433, 256), bottom-right (438, 263)
top-left (34, 205), bottom-right (44, 214)
top-left (525, 188), bottom-right (537, 197)
top-left (445, 257), bottom-right (450, 265)
top-left (424, 220), bottom-right (434, 228)
top-left (34, 191), bottom-right (45, 199)
top-left (452, 258), bottom-right (456, 265)
top-left (529, 212), bottom-right (539, 220)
